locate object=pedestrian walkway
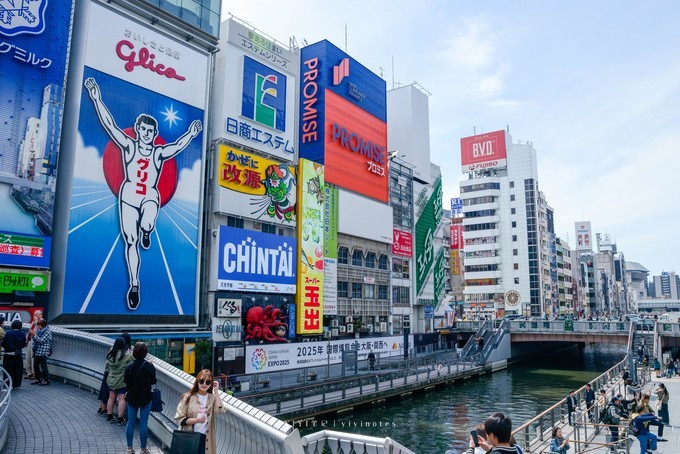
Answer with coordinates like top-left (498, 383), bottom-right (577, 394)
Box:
top-left (6, 380), bottom-right (163, 453)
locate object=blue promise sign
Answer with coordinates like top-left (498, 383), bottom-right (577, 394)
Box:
top-left (217, 225), bottom-right (296, 294)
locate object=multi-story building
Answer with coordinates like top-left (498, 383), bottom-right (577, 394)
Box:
top-left (652, 271), bottom-right (680, 299)
top-left (459, 130), bottom-right (547, 318)
top-left (626, 261), bottom-right (649, 311)
top-left (556, 237), bottom-right (574, 315)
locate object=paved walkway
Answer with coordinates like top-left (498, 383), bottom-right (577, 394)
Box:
top-left (7, 380), bottom-right (163, 453)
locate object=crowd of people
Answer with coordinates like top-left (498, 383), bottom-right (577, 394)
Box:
top-left (0, 310), bottom-right (53, 388)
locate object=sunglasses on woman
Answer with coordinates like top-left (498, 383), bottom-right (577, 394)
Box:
top-left (197, 378), bottom-right (212, 385)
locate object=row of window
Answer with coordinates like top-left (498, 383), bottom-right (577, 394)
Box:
top-left (460, 182), bottom-right (501, 193)
top-left (337, 282), bottom-right (389, 299)
top-left (463, 196), bottom-right (496, 206)
top-left (465, 222), bottom-right (496, 232)
top-left (465, 264), bottom-right (499, 272)
top-left (465, 209), bottom-right (496, 218)
top-left (338, 248), bottom-right (389, 269)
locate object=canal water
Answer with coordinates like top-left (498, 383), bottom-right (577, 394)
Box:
top-left (297, 343), bottom-right (625, 454)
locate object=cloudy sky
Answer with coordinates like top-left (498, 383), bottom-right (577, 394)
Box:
top-left (225, 1), bottom-right (680, 276)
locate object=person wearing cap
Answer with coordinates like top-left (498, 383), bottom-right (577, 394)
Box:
top-left (607, 396), bottom-right (624, 453)
top-left (1, 320), bottom-right (27, 388)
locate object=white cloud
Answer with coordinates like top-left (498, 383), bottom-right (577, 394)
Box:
top-left (173, 159), bottom-right (202, 203)
top-left (73, 132), bottom-right (107, 184)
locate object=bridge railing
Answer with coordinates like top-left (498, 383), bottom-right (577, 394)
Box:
top-left (0, 367), bottom-right (11, 452)
top-left (44, 325), bottom-right (412, 454)
top-left (302, 430), bottom-right (414, 454)
top-left (657, 321), bottom-right (680, 335)
top-left (507, 320), bottom-right (629, 334)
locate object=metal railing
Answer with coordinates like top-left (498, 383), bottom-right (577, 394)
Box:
top-left (43, 325), bottom-right (413, 453)
top-left (302, 430), bottom-right (414, 454)
top-left (507, 320), bottom-right (630, 334)
top-left (0, 367), bottom-right (12, 452)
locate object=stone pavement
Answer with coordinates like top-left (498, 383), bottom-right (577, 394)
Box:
top-left (6, 380), bottom-right (164, 453)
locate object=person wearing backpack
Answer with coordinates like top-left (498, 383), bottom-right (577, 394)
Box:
top-left (605, 396), bottom-right (624, 453)
top-left (630, 411), bottom-right (661, 454)
top-left (124, 342), bottom-right (157, 454)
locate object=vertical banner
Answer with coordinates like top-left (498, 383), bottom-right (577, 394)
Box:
top-left (450, 250), bottom-right (461, 275)
top-left (450, 225), bottom-right (461, 250)
top-left (323, 184), bottom-right (338, 315)
top-left (296, 159), bottom-right (324, 334)
top-left (434, 248), bottom-right (446, 304)
top-left (0, 0), bottom-right (74, 268)
top-left (415, 177), bottom-right (443, 294)
top-left (62, 3), bottom-right (208, 319)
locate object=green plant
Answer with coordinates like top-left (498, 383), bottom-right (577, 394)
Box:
top-left (194, 339), bottom-right (213, 372)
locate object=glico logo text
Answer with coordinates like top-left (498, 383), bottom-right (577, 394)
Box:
top-left (331, 123), bottom-right (386, 177)
top-left (115, 40), bottom-right (185, 81)
top-left (241, 56), bottom-right (286, 132)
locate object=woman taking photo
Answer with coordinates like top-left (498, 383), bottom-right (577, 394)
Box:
top-left (124, 342), bottom-right (157, 454)
top-left (106, 337), bottom-right (133, 424)
top-left (549, 427), bottom-right (570, 453)
top-left (654, 383), bottom-right (670, 425)
top-left (174, 369), bottom-right (226, 454)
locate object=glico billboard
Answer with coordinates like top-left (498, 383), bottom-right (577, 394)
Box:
top-left (460, 130), bottom-right (507, 172)
top-left (299, 41), bottom-right (388, 203)
top-left (0, 0), bottom-right (74, 268)
top-left (61, 3), bottom-right (209, 324)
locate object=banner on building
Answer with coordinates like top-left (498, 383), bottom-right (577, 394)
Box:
top-left (217, 225), bottom-right (296, 293)
top-left (450, 197), bottom-right (463, 215)
top-left (575, 221), bottom-right (593, 252)
top-left (215, 144), bottom-right (296, 224)
top-left (392, 229), bottom-right (413, 257)
top-left (0, 306), bottom-right (44, 324)
top-left (241, 294), bottom-right (293, 343)
top-left (0, 269), bottom-right (49, 293)
top-left (296, 159), bottom-right (324, 334)
top-left (450, 224), bottom-right (462, 250)
top-left (460, 130), bottom-right (508, 172)
top-left (212, 19), bottom-right (298, 161)
top-left (245, 335), bottom-right (412, 373)
top-left (62, 3), bottom-right (208, 320)
top-left (0, 0), bottom-right (74, 268)
top-left (323, 184), bottom-right (338, 315)
top-left (415, 177), bottom-right (443, 294)
top-left (450, 250), bottom-right (461, 275)
top-left (434, 248), bottom-right (446, 303)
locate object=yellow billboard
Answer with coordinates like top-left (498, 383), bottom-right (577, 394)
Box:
top-left (450, 250), bottom-right (460, 275)
top-left (296, 159), bottom-right (325, 334)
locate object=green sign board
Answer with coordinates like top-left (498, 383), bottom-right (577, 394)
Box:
top-left (323, 184), bottom-right (338, 259)
top-left (564, 319), bottom-right (574, 332)
top-left (415, 177), bottom-right (443, 294)
top-left (0, 270), bottom-right (49, 293)
top-left (434, 248), bottom-right (446, 304)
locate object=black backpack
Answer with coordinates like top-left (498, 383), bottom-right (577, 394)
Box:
top-left (600, 404), bottom-right (614, 424)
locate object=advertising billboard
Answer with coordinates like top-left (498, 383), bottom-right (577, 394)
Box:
top-left (338, 188), bottom-right (393, 244)
top-left (434, 248), bottom-right (446, 303)
top-left (575, 221), bottom-right (593, 252)
top-left (238, 293), bottom-right (293, 344)
top-left (217, 225), bottom-right (296, 294)
top-left (392, 229), bottom-right (413, 257)
top-left (0, 268), bottom-right (49, 293)
top-left (450, 224), bottom-right (461, 250)
top-left (245, 335), bottom-right (411, 374)
top-left (61, 3), bottom-right (208, 320)
top-left (299, 40), bottom-right (388, 203)
top-left (212, 19), bottom-right (298, 161)
top-left (214, 143), bottom-right (296, 224)
top-left (0, 0), bottom-right (74, 268)
top-left (460, 130), bottom-right (507, 172)
top-left (323, 184), bottom-right (338, 315)
top-left (450, 250), bottom-right (461, 275)
top-left (296, 159), bottom-right (324, 334)
top-left (415, 178), bottom-right (443, 294)
top-left (450, 197), bottom-right (463, 215)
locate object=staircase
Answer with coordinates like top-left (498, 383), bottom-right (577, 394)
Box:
top-left (631, 321), bottom-right (655, 363)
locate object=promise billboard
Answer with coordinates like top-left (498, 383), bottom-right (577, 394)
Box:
top-left (460, 130), bottom-right (507, 172)
top-left (299, 40), bottom-right (388, 203)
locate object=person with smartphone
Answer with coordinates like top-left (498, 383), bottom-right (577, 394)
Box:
top-left (549, 427), bottom-right (570, 453)
top-left (175, 369), bottom-right (227, 454)
top-left (464, 413), bottom-right (522, 454)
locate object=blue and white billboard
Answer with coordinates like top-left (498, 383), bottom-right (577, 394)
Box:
top-left (217, 225), bottom-right (296, 294)
top-left (61, 3), bottom-right (209, 319)
top-left (0, 0), bottom-right (74, 268)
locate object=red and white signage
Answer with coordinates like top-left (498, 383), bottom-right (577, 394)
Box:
top-left (460, 130), bottom-right (507, 172)
top-left (392, 229), bottom-right (413, 257)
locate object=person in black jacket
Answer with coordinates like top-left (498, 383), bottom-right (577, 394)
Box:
top-left (1, 320), bottom-right (27, 388)
top-left (566, 390), bottom-right (577, 426)
top-left (124, 342), bottom-right (157, 454)
top-left (584, 383), bottom-right (596, 421)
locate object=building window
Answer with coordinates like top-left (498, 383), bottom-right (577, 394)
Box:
top-left (393, 286), bottom-right (410, 304)
top-left (352, 249), bottom-right (363, 266)
top-left (338, 281), bottom-right (348, 298)
top-left (510, 194), bottom-right (515, 201)
top-left (512, 221), bottom-right (517, 228)
top-left (363, 284), bottom-right (375, 299)
top-left (352, 283), bottom-right (362, 299)
top-left (378, 285), bottom-right (389, 300)
top-left (378, 255), bottom-right (388, 270)
top-left (514, 263), bottom-right (519, 270)
top-left (514, 278), bottom-right (520, 284)
top-left (509, 181), bottom-right (514, 188)
top-left (513, 249), bottom-right (518, 256)
top-left (227, 216), bottom-right (243, 228)
top-left (512, 235), bottom-right (517, 242)
top-left (365, 252), bottom-right (376, 269)
top-left (392, 258), bottom-right (410, 279)
top-left (460, 182), bottom-right (501, 193)
top-left (511, 208), bottom-right (516, 215)
top-left (338, 247), bottom-right (349, 265)
top-left (261, 223), bottom-right (276, 234)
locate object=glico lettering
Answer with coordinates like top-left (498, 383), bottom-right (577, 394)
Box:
top-left (222, 237), bottom-right (294, 277)
top-left (115, 40), bottom-right (186, 81)
top-left (301, 58), bottom-right (319, 144)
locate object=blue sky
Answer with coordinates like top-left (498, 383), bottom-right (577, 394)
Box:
top-left (225, 1), bottom-right (680, 276)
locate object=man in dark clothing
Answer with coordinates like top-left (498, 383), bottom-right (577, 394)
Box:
top-left (465, 412), bottom-right (522, 454)
top-left (566, 390), bottom-right (577, 426)
top-left (367, 350), bottom-right (376, 371)
top-left (607, 396), bottom-right (624, 453)
top-left (631, 412), bottom-right (660, 453)
top-left (584, 383), bottom-right (596, 421)
top-left (622, 368), bottom-right (631, 381)
top-left (1, 320), bottom-right (27, 388)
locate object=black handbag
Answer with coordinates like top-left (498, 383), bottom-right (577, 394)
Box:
top-left (150, 388), bottom-right (164, 412)
top-left (169, 430), bottom-right (205, 454)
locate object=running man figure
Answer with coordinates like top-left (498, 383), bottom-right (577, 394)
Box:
top-left (85, 77), bottom-right (202, 310)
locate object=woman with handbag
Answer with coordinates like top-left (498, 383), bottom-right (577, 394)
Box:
top-left (106, 337), bottom-right (133, 424)
top-left (124, 342), bottom-right (157, 454)
top-left (173, 369), bottom-right (226, 454)
top-left (654, 383), bottom-right (670, 425)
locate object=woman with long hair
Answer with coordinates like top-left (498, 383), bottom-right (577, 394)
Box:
top-left (124, 342), bottom-right (157, 454)
top-left (174, 369), bottom-right (226, 454)
top-left (654, 383), bottom-right (670, 425)
top-left (106, 336), bottom-right (133, 424)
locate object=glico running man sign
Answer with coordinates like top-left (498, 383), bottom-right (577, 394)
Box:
top-left (61, 3), bottom-right (208, 322)
top-left (0, 0), bottom-right (74, 268)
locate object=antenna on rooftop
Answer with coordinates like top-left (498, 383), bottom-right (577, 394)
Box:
top-left (344, 24), bottom-right (348, 52)
top-left (391, 56), bottom-right (395, 90)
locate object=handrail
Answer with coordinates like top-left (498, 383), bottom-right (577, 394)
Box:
top-left (302, 429), bottom-right (415, 454)
top-left (0, 367), bottom-right (12, 452)
top-left (653, 320), bottom-right (659, 360)
top-left (627, 319), bottom-right (634, 352)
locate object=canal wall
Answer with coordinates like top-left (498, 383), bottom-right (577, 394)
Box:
top-left (508, 341), bottom-right (580, 365)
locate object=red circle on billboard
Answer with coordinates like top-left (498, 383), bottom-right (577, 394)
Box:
top-left (102, 127), bottom-right (178, 207)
